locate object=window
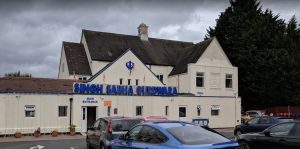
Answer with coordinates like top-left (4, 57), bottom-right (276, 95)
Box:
top-left (136, 79), bottom-right (139, 86)
top-left (58, 106), bottom-right (68, 117)
top-left (62, 63), bottom-right (64, 72)
top-left (120, 78), bottom-right (123, 85)
top-left (25, 105), bottom-right (35, 117)
top-left (196, 72), bottom-right (204, 87)
top-left (136, 106), bottom-right (143, 116)
top-left (128, 79), bottom-right (131, 85)
top-left (167, 125), bottom-right (228, 145)
top-left (248, 117), bottom-right (259, 125)
top-left (107, 106), bottom-right (111, 116)
top-left (165, 106), bottom-right (169, 116)
top-left (99, 120), bottom-right (107, 131)
top-left (197, 105), bottom-right (201, 116)
top-left (138, 126), bottom-right (168, 143)
top-left (269, 123), bottom-right (295, 136)
top-left (259, 117), bottom-right (271, 124)
top-left (211, 105), bottom-right (220, 116)
top-left (79, 77), bottom-right (87, 80)
top-left (114, 108), bottom-right (118, 114)
top-left (156, 74), bottom-right (164, 83)
top-left (93, 119), bottom-right (100, 130)
top-left (225, 74), bottom-right (233, 88)
top-left (179, 107), bottom-right (186, 117)
top-left (126, 126), bottom-right (143, 141)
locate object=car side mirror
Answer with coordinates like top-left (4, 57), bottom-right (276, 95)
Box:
top-left (263, 130), bottom-right (271, 137)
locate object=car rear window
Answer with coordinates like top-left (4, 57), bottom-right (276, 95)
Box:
top-left (112, 119), bottom-right (142, 132)
top-left (167, 126), bottom-right (228, 145)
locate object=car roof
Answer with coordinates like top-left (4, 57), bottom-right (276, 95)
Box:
top-left (142, 120), bottom-right (196, 129)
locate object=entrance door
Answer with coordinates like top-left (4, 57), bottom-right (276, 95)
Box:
top-left (81, 107), bottom-right (97, 132)
top-left (81, 107), bottom-right (87, 132)
top-left (179, 106), bottom-right (187, 121)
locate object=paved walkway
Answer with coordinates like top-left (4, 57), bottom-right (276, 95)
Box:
top-left (0, 134), bottom-right (84, 143)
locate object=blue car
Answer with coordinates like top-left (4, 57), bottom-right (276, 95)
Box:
top-left (111, 121), bottom-right (239, 149)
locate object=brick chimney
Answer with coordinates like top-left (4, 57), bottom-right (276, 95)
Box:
top-left (138, 23), bottom-right (148, 41)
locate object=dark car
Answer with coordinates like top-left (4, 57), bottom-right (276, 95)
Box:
top-left (111, 121), bottom-right (239, 149)
top-left (86, 116), bottom-right (143, 149)
top-left (234, 116), bottom-right (292, 136)
top-left (237, 121), bottom-right (300, 149)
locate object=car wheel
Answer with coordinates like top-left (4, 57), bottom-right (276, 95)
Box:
top-left (239, 141), bottom-right (250, 149)
top-left (235, 129), bottom-right (243, 137)
top-left (86, 140), bottom-right (93, 149)
top-left (99, 143), bottom-right (105, 149)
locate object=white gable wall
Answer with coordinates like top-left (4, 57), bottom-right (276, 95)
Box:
top-left (196, 38), bottom-right (233, 67)
top-left (188, 38), bottom-right (238, 96)
top-left (90, 50), bottom-right (164, 87)
top-left (58, 47), bottom-right (70, 79)
top-left (91, 61), bottom-right (110, 76)
top-left (148, 65), bottom-right (173, 85)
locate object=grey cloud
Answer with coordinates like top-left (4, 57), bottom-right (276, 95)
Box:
top-left (0, 0), bottom-right (299, 78)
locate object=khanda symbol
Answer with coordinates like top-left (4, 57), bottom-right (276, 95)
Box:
top-left (126, 61), bottom-right (135, 74)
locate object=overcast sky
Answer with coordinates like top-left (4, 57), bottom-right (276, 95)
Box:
top-left (0, 0), bottom-right (299, 78)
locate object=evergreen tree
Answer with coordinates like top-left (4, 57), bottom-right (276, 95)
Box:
top-left (206, 0), bottom-right (300, 109)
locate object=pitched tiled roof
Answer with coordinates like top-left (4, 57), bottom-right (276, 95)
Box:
top-left (0, 77), bottom-right (78, 94)
top-left (63, 42), bottom-right (92, 75)
top-left (169, 38), bottom-right (214, 76)
top-left (82, 29), bottom-right (194, 66)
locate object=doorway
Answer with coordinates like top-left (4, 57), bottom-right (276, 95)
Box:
top-left (81, 107), bottom-right (97, 132)
top-left (179, 106), bottom-right (187, 121)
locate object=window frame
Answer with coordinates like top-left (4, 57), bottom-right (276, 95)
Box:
top-left (165, 106), bottom-right (169, 116)
top-left (136, 79), bottom-right (139, 86)
top-left (128, 79), bottom-right (131, 85)
top-left (120, 78), bottom-right (123, 85)
top-left (58, 106), bottom-right (68, 117)
top-left (211, 105), bottom-right (220, 116)
top-left (225, 74), bottom-right (233, 88)
top-left (196, 72), bottom-right (204, 87)
top-left (25, 105), bottom-right (36, 118)
top-left (136, 106), bottom-right (143, 116)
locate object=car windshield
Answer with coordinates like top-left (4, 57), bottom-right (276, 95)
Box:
top-left (167, 126), bottom-right (228, 145)
top-left (247, 112), bottom-right (259, 117)
top-left (112, 119), bottom-right (142, 132)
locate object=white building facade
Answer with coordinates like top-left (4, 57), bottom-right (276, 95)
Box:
top-left (0, 24), bottom-right (241, 135)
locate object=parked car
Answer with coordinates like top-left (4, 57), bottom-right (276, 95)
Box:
top-left (241, 110), bottom-right (264, 123)
top-left (192, 117), bottom-right (209, 127)
top-left (237, 121), bottom-right (300, 149)
top-left (111, 121), bottom-right (239, 149)
top-left (234, 116), bottom-right (292, 136)
top-left (245, 110), bottom-right (264, 118)
top-left (86, 116), bottom-right (143, 149)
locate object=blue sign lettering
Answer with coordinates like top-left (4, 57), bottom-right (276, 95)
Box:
top-left (73, 83), bottom-right (178, 96)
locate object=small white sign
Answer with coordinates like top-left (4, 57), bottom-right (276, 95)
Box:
top-left (82, 97), bottom-right (98, 103)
